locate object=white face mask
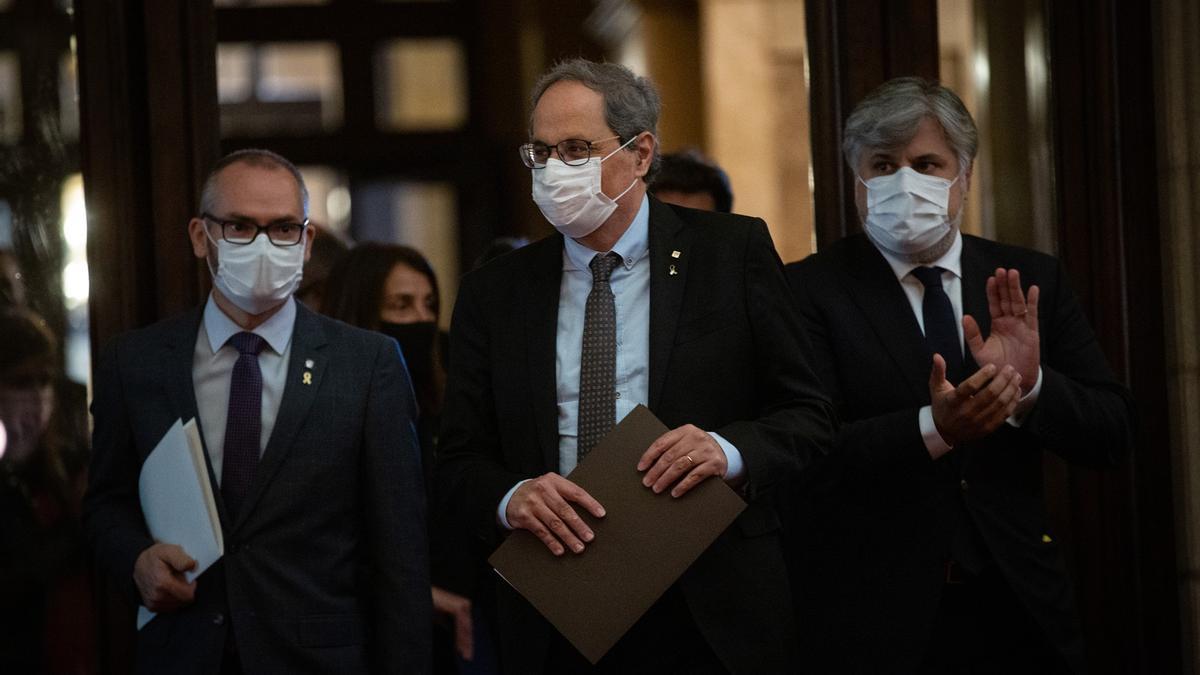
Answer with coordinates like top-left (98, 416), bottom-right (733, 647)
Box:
top-left (860, 167), bottom-right (963, 257)
top-left (205, 227), bottom-right (305, 315)
top-left (531, 135), bottom-right (640, 239)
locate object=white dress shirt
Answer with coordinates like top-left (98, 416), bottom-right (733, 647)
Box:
top-left (193, 294), bottom-right (296, 484)
top-left (873, 232), bottom-right (1042, 455)
top-left (497, 196), bottom-right (744, 527)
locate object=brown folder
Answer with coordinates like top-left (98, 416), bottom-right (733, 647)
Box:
top-left (487, 405), bottom-right (747, 664)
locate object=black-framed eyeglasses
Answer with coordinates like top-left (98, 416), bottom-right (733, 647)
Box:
top-left (201, 213), bottom-right (309, 247)
top-left (519, 135), bottom-right (623, 169)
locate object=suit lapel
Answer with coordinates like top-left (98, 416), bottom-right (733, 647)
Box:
top-left (524, 236), bottom-right (565, 473)
top-left (957, 237), bottom-right (996, 474)
top-left (647, 200), bottom-right (691, 410)
top-left (842, 237), bottom-right (932, 403)
top-left (231, 303), bottom-right (328, 533)
top-left (959, 236), bottom-right (991, 376)
top-left (163, 307), bottom-right (233, 528)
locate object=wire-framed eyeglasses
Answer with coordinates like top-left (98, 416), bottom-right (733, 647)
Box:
top-left (518, 135), bottom-right (623, 169)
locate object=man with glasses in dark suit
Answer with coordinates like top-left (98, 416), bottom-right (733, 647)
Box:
top-left (438, 59), bottom-right (834, 674)
top-left (85, 149), bottom-right (431, 674)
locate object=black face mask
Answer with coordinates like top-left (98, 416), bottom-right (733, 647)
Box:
top-left (378, 321), bottom-right (437, 385)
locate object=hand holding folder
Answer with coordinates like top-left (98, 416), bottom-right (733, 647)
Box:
top-left (489, 406), bottom-right (746, 664)
top-left (136, 418), bottom-right (224, 629)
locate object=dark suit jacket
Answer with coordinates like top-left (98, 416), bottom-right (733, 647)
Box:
top-left (436, 198), bottom-right (836, 674)
top-left (785, 234), bottom-right (1134, 673)
top-left (84, 301), bottom-right (432, 674)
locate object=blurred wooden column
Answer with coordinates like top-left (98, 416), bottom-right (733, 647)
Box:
top-left (636, 0), bottom-right (705, 152)
top-left (805, 0), bottom-right (939, 247)
top-left (697, 0), bottom-right (815, 262)
top-left (75, 0), bottom-right (219, 355)
top-left (73, 2), bottom-right (219, 671)
top-left (1155, 0), bottom-right (1200, 669)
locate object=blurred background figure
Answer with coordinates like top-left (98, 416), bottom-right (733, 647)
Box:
top-left (295, 223), bottom-right (351, 309)
top-left (0, 250), bottom-right (27, 309)
top-left (0, 308), bottom-right (96, 674)
top-left (648, 148), bottom-right (733, 213)
top-left (321, 242), bottom-right (497, 675)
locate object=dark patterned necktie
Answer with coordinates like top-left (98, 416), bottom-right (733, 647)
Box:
top-left (221, 331), bottom-right (266, 518)
top-left (577, 252), bottom-right (621, 461)
top-left (911, 266), bottom-right (963, 384)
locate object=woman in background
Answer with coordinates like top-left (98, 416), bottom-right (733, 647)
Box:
top-left (0, 308), bottom-right (97, 674)
top-left (322, 243), bottom-right (496, 674)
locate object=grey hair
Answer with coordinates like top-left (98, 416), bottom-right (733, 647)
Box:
top-left (529, 58), bottom-right (662, 181)
top-left (842, 77), bottom-right (978, 174)
top-left (199, 148), bottom-right (310, 218)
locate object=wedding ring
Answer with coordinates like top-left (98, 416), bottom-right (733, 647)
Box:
top-left (684, 455), bottom-right (695, 465)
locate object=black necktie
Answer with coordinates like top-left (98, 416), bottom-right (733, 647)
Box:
top-left (911, 266), bottom-right (963, 384)
top-left (912, 268), bottom-right (986, 572)
top-left (221, 331), bottom-right (266, 518)
top-left (577, 252), bottom-right (621, 461)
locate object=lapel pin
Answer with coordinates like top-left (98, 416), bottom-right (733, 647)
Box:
top-left (669, 264), bottom-right (678, 276)
top-left (1041, 534), bottom-right (1053, 543)
top-left (671, 250), bottom-right (681, 259)
top-left (305, 358), bottom-right (314, 368)
top-left (302, 371), bottom-right (313, 385)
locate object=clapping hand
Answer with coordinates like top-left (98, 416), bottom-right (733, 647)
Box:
top-left (964, 268), bottom-right (1040, 394)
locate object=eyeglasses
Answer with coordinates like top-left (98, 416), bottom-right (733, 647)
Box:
top-left (202, 213), bottom-right (309, 247)
top-left (519, 135), bottom-right (623, 169)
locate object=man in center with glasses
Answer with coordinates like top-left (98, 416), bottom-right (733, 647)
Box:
top-left (85, 149), bottom-right (431, 673)
top-left (437, 59), bottom-right (834, 673)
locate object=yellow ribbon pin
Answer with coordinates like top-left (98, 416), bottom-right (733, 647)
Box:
top-left (302, 371), bottom-right (313, 385)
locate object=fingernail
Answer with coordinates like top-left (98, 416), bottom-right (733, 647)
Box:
top-left (652, 485), bottom-right (662, 494)
top-left (597, 509), bottom-right (606, 517)
top-left (553, 547), bottom-right (564, 556)
top-left (583, 531), bottom-right (594, 542)
top-left (642, 477), bottom-right (651, 487)
top-left (573, 543), bottom-right (584, 553)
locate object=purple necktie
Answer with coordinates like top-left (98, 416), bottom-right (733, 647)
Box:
top-left (221, 331), bottom-right (267, 518)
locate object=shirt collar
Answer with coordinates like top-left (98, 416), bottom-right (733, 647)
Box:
top-left (562, 194), bottom-right (650, 272)
top-left (874, 230), bottom-right (964, 283)
top-left (203, 293), bottom-right (296, 356)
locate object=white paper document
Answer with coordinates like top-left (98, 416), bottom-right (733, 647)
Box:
top-left (136, 418), bottom-right (223, 630)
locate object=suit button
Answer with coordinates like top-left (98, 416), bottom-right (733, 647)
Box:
top-left (212, 613), bottom-right (225, 626)
top-left (960, 479), bottom-right (969, 492)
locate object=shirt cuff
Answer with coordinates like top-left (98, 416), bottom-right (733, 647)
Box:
top-left (496, 479), bottom-right (531, 530)
top-left (709, 432), bottom-right (745, 483)
top-left (920, 405), bottom-right (954, 458)
top-left (1006, 366), bottom-right (1044, 427)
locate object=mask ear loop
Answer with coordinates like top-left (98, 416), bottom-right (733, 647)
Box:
top-left (600, 133), bottom-right (641, 162)
top-left (601, 132), bottom-right (646, 203)
top-left (200, 222), bottom-right (223, 279)
top-left (947, 169), bottom-right (968, 225)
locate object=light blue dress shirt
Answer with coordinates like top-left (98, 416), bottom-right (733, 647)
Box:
top-left (193, 294), bottom-right (296, 485)
top-left (497, 196), bottom-right (744, 527)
